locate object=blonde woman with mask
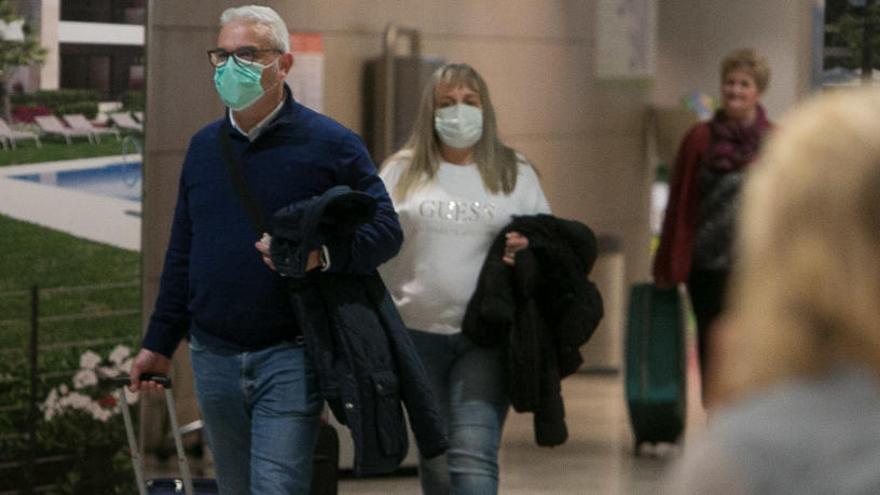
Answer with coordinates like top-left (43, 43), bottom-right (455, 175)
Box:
top-left (379, 63), bottom-right (550, 494)
top-left (664, 87), bottom-right (880, 494)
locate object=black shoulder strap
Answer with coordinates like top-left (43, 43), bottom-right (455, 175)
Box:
top-left (218, 123), bottom-right (269, 235)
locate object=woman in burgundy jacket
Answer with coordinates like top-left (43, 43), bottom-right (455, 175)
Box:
top-left (654, 48), bottom-right (773, 407)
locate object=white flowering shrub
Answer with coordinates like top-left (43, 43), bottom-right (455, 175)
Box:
top-left (21, 344), bottom-right (142, 493)
top-left (42, 345), bottom-right (139, 423)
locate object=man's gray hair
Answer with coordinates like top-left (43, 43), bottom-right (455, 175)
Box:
top-left (220, 5), bottom-right (290, 52)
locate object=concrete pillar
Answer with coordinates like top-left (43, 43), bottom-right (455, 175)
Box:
top-left (38, 0), bottom-right (59, 91)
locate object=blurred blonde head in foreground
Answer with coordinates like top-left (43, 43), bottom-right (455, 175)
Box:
top-left (721, 87), bottom-right (880, 399)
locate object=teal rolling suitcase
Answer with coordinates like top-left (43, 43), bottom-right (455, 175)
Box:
top-left (624, 283), bottom-right (687, 452)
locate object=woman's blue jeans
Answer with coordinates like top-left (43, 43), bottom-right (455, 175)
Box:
top-left (189, 335), bottom-right (323, 495)
top-left (409, 329), bottom-right (509, 495)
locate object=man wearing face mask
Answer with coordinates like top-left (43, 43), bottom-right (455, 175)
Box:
top-left (128, 5), bottom-right (403, 494)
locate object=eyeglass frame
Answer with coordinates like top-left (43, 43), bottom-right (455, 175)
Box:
top-left (206, 46), bottom-right (284, 68)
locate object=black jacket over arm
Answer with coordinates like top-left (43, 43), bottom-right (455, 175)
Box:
top-left (271, 185), bottom-right (448, 475)
top-left (462, 214), bottom-right (604, 447)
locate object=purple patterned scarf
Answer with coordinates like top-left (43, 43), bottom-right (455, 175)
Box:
top-left (704, 104), bottom-right (771, 172)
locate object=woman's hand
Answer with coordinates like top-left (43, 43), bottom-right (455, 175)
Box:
top-left (503, 231), bottom-right (529, 266)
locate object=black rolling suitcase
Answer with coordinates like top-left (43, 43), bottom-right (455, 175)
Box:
top-left (624, 283), bottom-right (687, 453)
top-left (311, 420), bottom-right (340, 495)
top-left (113, 375), bottom-right (217, 494)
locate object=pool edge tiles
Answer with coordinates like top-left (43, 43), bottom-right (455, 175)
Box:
top-left (10, 162), bottom-right (143, 202)
top-left (0, 155), bottom-right (135, 176)
top-left (0, 156), bottom-right (141, 251)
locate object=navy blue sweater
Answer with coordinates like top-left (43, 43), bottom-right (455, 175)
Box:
top-left (143, 89), bottom-right (402, 357)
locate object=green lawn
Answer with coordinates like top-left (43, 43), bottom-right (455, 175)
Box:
top-left (0, 212), bottom-right (141, 363)
top-left (0, 134), bottom-right (141, 166)
top-left (0, 214), bottom-right (140, 290)
top-left (0, 210), bottom-right (141, 366)
top-left (0, 213), bottom-right (142, 492)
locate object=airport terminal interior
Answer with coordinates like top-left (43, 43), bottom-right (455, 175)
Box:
top-left (139, 3), bottom-right (814, 491)
top-left (138, 3), bottom-right (812, 492)
top-left (2, 0), bottom-right (869, 493)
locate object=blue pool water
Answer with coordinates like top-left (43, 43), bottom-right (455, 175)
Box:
top-left (11, 162), bottom-right (142, 201)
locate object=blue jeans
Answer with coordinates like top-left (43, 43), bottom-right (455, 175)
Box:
top-left (189, 335), bottom-right (323, 495)
top-left (409, 329), bottom-right (509, 495)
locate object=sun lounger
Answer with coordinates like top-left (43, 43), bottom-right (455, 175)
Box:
top-left (34, 115), bottom-right (94, 145)
top-left (63, 113), bottom-right (121, 144)
top-left (0, 117), bottom-right (42, 150)
top-left (109, 112), bottom-right (143, 132)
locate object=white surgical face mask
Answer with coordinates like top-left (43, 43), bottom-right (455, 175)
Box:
top-left (434, 103), bottom-right (483, 149)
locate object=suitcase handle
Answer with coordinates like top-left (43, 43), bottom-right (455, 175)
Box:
top-left (109, 373), bottom-right (172, 389)
top-left (113, 374), bottom-right (193, 495)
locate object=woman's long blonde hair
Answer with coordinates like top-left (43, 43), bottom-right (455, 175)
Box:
top-left (720, 87), bottom-right (880, 399)
top-left (382, 63), bottom-right (519, 200)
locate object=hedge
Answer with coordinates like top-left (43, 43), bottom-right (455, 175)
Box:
top-left (121, 90), bottom-right (144, 111)
top-left (11, 89), bottom-right (101, 120)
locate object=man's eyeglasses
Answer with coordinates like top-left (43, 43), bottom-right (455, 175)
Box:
top-left (207, 47), bottom-right (283, 67)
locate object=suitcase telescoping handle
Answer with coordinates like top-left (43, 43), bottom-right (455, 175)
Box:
top-left (113, 374), bottom-right (195, 495)
top-left (112, 373), bottom-right (172, 388)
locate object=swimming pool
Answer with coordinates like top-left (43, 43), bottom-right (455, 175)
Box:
top-left (10, 161), bottom-right (142, 202)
